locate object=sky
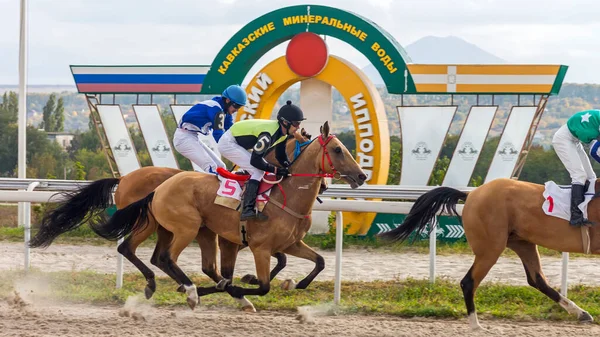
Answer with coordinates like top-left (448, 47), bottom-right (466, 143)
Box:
top-left (0, 0), bottom-right (598, 85)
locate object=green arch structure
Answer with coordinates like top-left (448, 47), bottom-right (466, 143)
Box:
top-left (200, 4), bottom-right (416, 95)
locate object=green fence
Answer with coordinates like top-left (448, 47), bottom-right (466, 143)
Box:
top-left (365, 213), bottom-right (465, 242)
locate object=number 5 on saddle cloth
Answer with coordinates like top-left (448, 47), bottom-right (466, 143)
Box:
top-left (214, 167), bottom-right (280, 213)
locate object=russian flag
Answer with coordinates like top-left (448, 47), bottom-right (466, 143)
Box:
top-left (70, 66), bottom-right (209, 94)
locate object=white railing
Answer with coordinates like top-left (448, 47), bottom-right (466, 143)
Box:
top-left (0, 178), bottom-right (571, 302)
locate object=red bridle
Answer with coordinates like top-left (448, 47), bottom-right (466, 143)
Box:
top-left (290, 134), bottom-right (339, 179)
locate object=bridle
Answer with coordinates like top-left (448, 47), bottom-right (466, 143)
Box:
top-left (290, 134), bottom-right (340, 180)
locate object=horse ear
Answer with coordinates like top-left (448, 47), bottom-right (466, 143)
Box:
top-left (301, 128), bottom-right (312, 140)
top-left (322, 121), bottom-right (330, 137)
top-left (292, 131), bottom-right (303, 142)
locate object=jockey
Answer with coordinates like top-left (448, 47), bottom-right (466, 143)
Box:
top-left (173, 84), bottom-right (247, 173)
top-left (551, 109), bottom-right (600, 226)
top-left (217, 100), bottom-right (305, 221)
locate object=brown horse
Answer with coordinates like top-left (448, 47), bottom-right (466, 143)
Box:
top-left (379, 178), bottom-right (597, 330)
top-left (91, 121), bottom-right (366, 309)
top-left (29, 129), bottom-right (322, 308)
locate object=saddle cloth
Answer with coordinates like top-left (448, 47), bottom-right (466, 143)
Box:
top-left (214, 172), bottom-right (277, 211)
top-left (542, 179), bottom-right (596, 221)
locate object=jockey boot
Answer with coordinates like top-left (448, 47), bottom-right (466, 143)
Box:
top-left (240, 179), bottom-right (268, 221)
top-left (570, 184), bottom-right (592, 226)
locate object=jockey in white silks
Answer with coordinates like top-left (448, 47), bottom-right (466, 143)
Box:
top-left (552, 109), bottom-right (600, 226)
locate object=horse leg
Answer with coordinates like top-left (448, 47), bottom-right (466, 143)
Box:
top-left (240, 252), bottom-right (287, 285)
top-left (116, 222), bottom-right (157, 299)
top-left (460, 241), bottom-right (505, 330)
top-left (507, 239), bottom-right (593, 322)
top-left (218, 237), bottom-right (256, 312)
top-left (225, 247), bottom-right (272, 300)
top-left (150, 226), bottom-right (184, 288)
top-left (159, 230), bottom-right (199, 310)
top-left (277, 241), bottom-right (324, 291)
top-left (196, 227), bottom-right (223, 283)
top-left (193, 235), bottom-right (235, 298)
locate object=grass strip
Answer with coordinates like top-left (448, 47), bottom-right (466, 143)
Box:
top-left (1, 270), bottom-right (599, 323)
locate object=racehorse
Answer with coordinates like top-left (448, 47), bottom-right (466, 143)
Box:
top-left (89, 121), bottom-right (366, 309)
top-left (379, 178), bottom-right (598, 330)
top-left (29, 129), bottom-right (325, 310)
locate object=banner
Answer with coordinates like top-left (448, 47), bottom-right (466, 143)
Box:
top-left (133, 105), bottom-right (179, 169)
top-left (398, 106), bottom-right (457, 186)
top-left (96, 105), bottom-right (140, 176)
top-left (485, 106), bottom-right (537, 183)
top-left (443, 106), bottom-right (497, 187)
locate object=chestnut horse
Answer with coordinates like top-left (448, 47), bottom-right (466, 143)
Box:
top-left (379, 178), bottom-right (598, 330)
top-left (91, 121), bottom-right (366, 309)
top-left (29, 129), bottom-right (322, 309)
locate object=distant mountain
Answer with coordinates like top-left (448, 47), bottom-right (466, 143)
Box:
top-left (405, 36), bottom-right (506, 64)
top-left (361, 36), bottom-right (506, 85)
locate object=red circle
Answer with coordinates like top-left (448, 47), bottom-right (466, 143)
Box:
top-left (285, 32), bottom-right (329, 77)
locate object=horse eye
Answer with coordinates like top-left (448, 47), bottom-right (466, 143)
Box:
top-left (334, 147), bottom-right (342, 154)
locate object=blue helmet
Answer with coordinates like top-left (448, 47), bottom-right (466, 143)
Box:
top-left (222, 84), bottom-right (247, 106)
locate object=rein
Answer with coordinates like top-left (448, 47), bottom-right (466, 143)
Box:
top-left (265, 134), bottom-right (337, 219)
top-left (289, 134), bottom-right (339, 179)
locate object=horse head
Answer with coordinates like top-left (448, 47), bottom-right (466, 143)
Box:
top-left (293, 121), bottom-right (367, 189)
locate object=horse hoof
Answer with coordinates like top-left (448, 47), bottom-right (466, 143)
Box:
top-left (144, 285), bottom-right (155, 300)
top-left (241, 274), bottom-right (257, 284)
top-left (187, 297), bottom-right (198, 310)
top-left (242, 305), bottom-right (256, 313)
top-left (176, 285), bottom-right (185, 293)
top-left (184, 284), bottom-right (199, 310)
top-left (281, 279), bottom-right (297, 291)
top-left (579, 311), bottom-right (594, 322)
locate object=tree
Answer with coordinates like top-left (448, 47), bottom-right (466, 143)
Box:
top-left (387, 136), bottom-right (401, 184)
top-left (41, 93), bottom-right (56, 131)
top-left (0, 92), bottom-right (18, 134)
top-left (428, 156), bottom-right (451, 186)
top-left (74, 161), bottom-right (86, 180)
top-left (54, 97), bottom-right (65, 132)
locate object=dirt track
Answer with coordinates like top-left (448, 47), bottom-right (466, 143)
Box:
top-left (2, 242), bottom-right (600, 286)
top-left (2, 294), bottom-right (600, 337)
top-left (3, 242), bottom-right (600, 336)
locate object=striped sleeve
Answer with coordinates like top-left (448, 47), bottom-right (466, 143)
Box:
top-left (590, 140), bottom-right (600, 163)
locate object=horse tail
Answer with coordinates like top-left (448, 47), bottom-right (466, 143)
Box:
top-left (29, 178), bottom-right (120, 248)
top-left (90, 192), bottom-right (155, 241)
top-left (378, 187), bottom-right (468, 243)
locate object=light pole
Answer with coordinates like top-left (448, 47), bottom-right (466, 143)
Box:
top-left (18, 0), bottom-right (28, 226)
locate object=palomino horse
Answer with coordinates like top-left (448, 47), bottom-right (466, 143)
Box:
top-left (29, 129), bottom-right (323, 306)
top-left (91, 121), bottom-right (366, 309)
top-left (379, 178), bottom-right (597, 330)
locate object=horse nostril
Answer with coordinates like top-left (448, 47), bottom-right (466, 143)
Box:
top-left (358, 174), bottom-right (367, 181)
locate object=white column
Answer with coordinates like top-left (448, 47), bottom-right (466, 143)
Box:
top-left (301, 78), bottom-right (333, 234)
top-left (334, 211), bottom-right (343, 305)
top-left (300, 78), bottom-right (332, 141)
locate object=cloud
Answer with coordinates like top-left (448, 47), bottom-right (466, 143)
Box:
top-left (0, 0), bottom-right (598, 84)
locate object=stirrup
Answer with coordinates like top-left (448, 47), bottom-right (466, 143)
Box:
top-left (240, 209), bottom-right (268, 221)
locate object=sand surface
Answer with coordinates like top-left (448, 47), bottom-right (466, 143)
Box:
top-left (2, 242), bottom-right (599, 286)
top-left (3, 242), bottom-right (600, 336)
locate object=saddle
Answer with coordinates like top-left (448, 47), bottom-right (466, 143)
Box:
top-left (213, 167), bottom-right (280, 211)
top-left (542, 179), bottom-right (595, 222)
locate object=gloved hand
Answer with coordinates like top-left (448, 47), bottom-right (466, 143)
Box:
top-left (276, 167), bottom-right (290, 179)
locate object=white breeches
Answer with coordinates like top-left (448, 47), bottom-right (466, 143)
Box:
top-left (173, 128), bottom-right (225, 173)
top-left (552, 124), bottom-right (596, 185)
top-left (217, 130), bottom-right (265, 181)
